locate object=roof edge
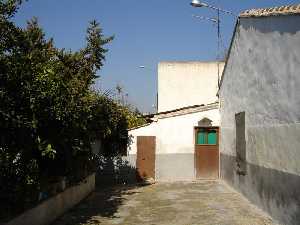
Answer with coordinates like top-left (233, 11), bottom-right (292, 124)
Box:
top-left (218, 19), bottom-right (240, 94)
top-left (128, 123), bottom-right (152, 131)
top-left (158, 61), bottom-right (225, 65)
top-left (239, 4), bottom-right (300, 18)
top-left (145, 102), bottom-right (218, 118)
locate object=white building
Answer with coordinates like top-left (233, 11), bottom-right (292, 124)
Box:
top-left (218, 5), bottom-right (300, 225)
top-left (158, 61), bottom-right (220, 112)
top-left (127, 61), bottom-right (224, 181)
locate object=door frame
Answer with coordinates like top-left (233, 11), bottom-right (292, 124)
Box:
top-left (194, 126), bottom-right (220, 179)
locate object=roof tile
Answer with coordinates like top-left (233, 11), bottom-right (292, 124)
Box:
top-left (240, 4), bottom-right (300, 18)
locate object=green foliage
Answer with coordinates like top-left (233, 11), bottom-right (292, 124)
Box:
top-left (0, 0), bottom-right (23, 19)
top-left (0, 0), bottom-right (144, 219)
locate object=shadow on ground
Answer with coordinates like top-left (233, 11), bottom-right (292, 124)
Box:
top-left (53, 155), bottom-right (148, 225)
top-left (95, 155), bottom-right (139, 187)
top-left (53, 184), bottom-right (145, 225)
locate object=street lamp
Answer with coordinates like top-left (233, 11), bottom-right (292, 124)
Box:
top-left (191, 0), bottom-right (208, 8)
top-left (190, 0), bottom-right (235, 87)
top-left (190, 0), bottom-right (235, 15)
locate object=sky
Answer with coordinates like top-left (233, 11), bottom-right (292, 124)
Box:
top-left (13, 0), bottom-right (299, 113)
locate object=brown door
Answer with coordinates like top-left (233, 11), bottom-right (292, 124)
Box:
top-left (195, 127), bottom-right (219, 179)
top-left (136, 136), bottom-right (155, 180)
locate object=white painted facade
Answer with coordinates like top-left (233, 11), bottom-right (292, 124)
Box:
top-left (158, 61), bottom-right (224, 112)
top-left (128, 105), bottom-right (220, 181)
top-left (129, 107), bottom-right (220, 155)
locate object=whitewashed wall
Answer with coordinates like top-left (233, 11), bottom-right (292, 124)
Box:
top-left (219, 15), bottom-right (300, 225)
top-left (128, 108), bottom-right (219, 181)
top-left (158, 61), bottom-right (224, 112)
top-left (154, 109), bottom-right (219, 155)
top-left (128, 108), bottom-right (219, 155)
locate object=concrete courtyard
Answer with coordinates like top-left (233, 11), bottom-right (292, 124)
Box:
top-left (53, 180), bottom-right (277, 225)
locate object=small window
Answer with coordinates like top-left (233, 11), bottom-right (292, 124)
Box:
top-left (196, 128), bottom-right (218, 145)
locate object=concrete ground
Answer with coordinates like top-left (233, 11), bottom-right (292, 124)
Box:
top-left (53, 180), bottom-right (277, 225)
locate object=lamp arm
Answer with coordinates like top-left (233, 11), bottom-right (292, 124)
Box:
top-left (205, 4), bottom-right (236, 16)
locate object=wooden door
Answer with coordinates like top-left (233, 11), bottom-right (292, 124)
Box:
top-left (136, 136), bottom-right (156, 181)
top-left (195, 127), bottom-right (219, 179)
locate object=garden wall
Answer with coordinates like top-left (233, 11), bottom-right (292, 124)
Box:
top-left (6, 173), bottom-right (95, 225)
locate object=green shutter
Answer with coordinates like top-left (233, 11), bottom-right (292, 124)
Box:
top-left (208, 130), bottom-right (217, 145)
top-left (197, 130), bottom-right (206, 144)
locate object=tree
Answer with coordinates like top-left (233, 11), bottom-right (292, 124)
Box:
top-left (0, 0), bottom-right (123, 218)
